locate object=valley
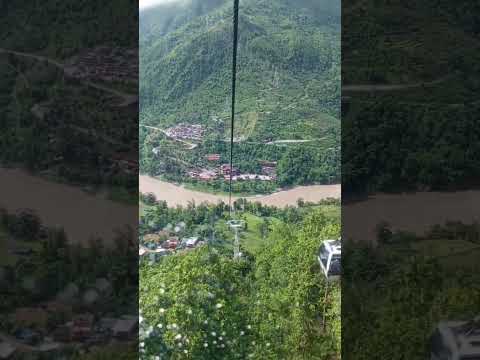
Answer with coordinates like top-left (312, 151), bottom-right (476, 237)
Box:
top-left (139, 0), bottom-right (340, 194)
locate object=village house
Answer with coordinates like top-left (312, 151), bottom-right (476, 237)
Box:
top-left (232, 174), bottom-right (273, 182)
top-left (220, 164), bottom-right (240, 176)
top-left (188, 169), bottom-right (217, 181)
top-left (206, 154), bottom-right (221, 161)
top-left (261, 166), bottom-right (277, 177)
top-left (163, 238), bottom-right (179, 250)
top-left (183, 237), bottom-right (200, 248)
top-left (188, 170), bottom-right (200, 179)
top-left (198, 170), bottom-right (217, 181)
top-left (143, 233), bottom-right (164, 245)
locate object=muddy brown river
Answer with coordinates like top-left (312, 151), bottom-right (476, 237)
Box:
top-left (139, 175), bottom-right (341, 207)
top-left (0, 168), bottom-right (137, 245)
top-left (343, 191), bottom-right (480, 243)
top-left (139, 176), bottom-right (480, 243)
top-left (3, 169), bottom-right (475, 245)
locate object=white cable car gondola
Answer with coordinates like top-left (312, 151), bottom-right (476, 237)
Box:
top-left (318, 238), bottom-right (341, 280)
top-left (430, 317), bottom-right (480, 360)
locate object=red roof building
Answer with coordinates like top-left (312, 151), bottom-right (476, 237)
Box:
top-left (206, 154), bottom-right (220, 161)
top-left (220, 164), bottom-right (239, 176)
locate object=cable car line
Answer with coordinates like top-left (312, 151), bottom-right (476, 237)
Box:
top-left (228, 0), bottom-right (240, 218)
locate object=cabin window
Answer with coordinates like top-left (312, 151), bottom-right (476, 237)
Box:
top-left (319, 244), bottom-right (329, 268)
top-left (329, 255), bottom-right (341, 275)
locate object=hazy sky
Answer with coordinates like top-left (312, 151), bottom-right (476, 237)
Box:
top-left (139, 0), bottom-right (180, 9)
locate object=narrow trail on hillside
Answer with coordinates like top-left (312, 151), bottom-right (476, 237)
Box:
top-left (343, 75), bottom-right (451, 92)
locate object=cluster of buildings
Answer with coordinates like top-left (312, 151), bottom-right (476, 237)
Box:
top-left (140, 223), bottom-right (205, 264)
top-left (0, 278), bottom-right (137, 359)
top-left (64, 46), bottom-right (138, 84)
top-left (188, 162), bottom-right (277, 182)
top-left (164, 123), bottom-right (205, 141)
top-left (188, 169), bottom-right (218, 181)
top-left (259, 160), bottom-right (278, 178)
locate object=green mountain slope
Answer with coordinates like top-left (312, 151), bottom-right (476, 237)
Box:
top-left (140, 0), bottom-right (340, 137)
top-left (139, 0), bottom-right (340, 190)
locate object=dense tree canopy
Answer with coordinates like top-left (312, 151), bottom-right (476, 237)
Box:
top-left (140, 206), bottom-right (341, 359)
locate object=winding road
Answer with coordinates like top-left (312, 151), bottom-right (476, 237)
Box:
top-left (140, 124), bottom-right (198, 149)
top-left (141, 124), bottom-right (325, 148)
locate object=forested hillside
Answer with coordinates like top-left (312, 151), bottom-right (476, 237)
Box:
top-left (342, 0), bottom-right (480, 194)
top-left (140, 0), bottom-right (340, 192)
top-left (343, 222), bottom-right (480, 359)
top-left (0, 1), bottom-right (138, 199)
top-left (139, 201), bottom-right (341, 359)
top-left (0, 0), bottom-right (137, 59)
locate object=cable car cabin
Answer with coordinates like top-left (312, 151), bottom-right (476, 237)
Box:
top-left (318, 239), bottom-right (341, 280)
top-left (430, 317), bottom-right (480, 360)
